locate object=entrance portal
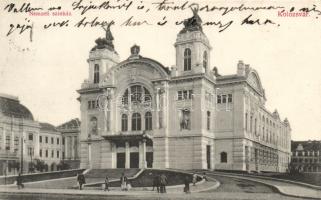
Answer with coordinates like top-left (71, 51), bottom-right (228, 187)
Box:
top-left (130, 152), bottom-right (139, 168)
top-left (146, 152), bottom-right (153, 168)
top-left (117, 153), bottom-right (125, 168)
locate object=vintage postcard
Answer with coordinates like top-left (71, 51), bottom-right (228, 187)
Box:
top-left (0, 0), bottom-right (320, 199)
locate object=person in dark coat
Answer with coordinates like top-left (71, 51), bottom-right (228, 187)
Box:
top-left (152, 175), bottom-right (160, 193)
top-left (120, 173), bottom-right (128, 191)
top-left (160, 174), bottom-right (168, 193)
top-left (16, 173), bottom-right (24, 189)
top-left (184, 175), bottom-right (191, 194)
top-left (77, 173), bottom-right (86, 190)
top-left (104, 175), bottom-right (110, 191)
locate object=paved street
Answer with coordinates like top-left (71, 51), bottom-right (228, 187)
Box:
top-left (0, 173), bottom-right (316, 200)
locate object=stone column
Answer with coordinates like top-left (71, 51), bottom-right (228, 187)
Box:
top-left (65, 136), bottom-right (69, 159)
top-left (142, 139), bottom-right (147, 168)
top-left (88, 143), bottom-right (92, 168)
top-left (71, 136), bottom-right (75, 159)
top-left (11, 129), bottom-right (14, 153)
top-left (125, 141), bottom-right (130, 168)
top-left (155, 88), bottom-right (160, 129)
top-left (139, 140), bottom-right (147, 168)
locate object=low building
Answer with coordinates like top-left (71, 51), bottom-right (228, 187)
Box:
top-left (57, 118), bottom-right (81, 169)
top-left (291, 140), bottom-right (321, 172)
top-left (38, 123), bottom-right (62, 171)
top-left (0, 93), bottom-right (63, 175)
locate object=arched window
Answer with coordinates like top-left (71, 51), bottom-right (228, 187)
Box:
top-left (180, 109), bottom-right (191, 130)
top-left (94, 64), bottom-right (99, 84)
top-left (145, 112), bottom-right (152, 130)
top-left (90, 117), bottom-right (98, 135)
top-left (122, 85), bottom-right (152, 105)
top-left (207, 111), bottom-right (211, 130)
top-left (250, 115), bottom-right (253, 133)
top-left (121, 114), bottom-right (128, 131)
top-left (132, 113), bottom-right (141, 131)
top-left (220, 152), bottom-right (227, 163)
top-left (203, 51), bottom-right (208, 69)
top-left (184, 48), bottom-right (191, 71)
top-left (245, 113), bottom-right (248, 131)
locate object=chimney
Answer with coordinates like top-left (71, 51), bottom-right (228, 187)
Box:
top-left (237, 60), bottom-right (245, 76)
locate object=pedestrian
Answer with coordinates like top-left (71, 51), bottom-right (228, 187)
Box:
top-left (184, 175), bottom-right (191, 194)
top-left (152, 175), bottom-right (160, 193)
top-left (120, 173), bottom-right (128, 191)
top-left (160, 174), bottom-right (168, 193)
top-left (192, 173), bottom-right (197, 186)
top-left (104, 175), bottom-right (110, 191)
top-left (126, 180), bottom-right (132, 191)
top-left (16, 173), bottom-right (24, 189)
top-left (77, 173), bottom-right (86, 190)
top-left (202, 172), bottom-right (208, 181)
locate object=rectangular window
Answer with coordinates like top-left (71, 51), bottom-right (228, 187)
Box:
top-left (222, 95), bottom-right (227, 103)
top-left (228, 94), bottom-right (232, 103)
top-left (40, 149), bottom-right (42, 157)
top-left (177, 91), bottom-right (183, 100)
top-left (5, 135), bottom-right (10, 150)
top-left (217, 95), bottom-right (221, 104)
top-left (183, 90), bottom-right (188, 99)
top-left (188, 90), bottom-right (193, 99)
top-left (88, 101), bottom-right (91, 109)
top-left (28, 133), bottom-right (33, 141)
top-left (62, 137), bottom-right (65, 145)
top-left (46, 150), bottom-right (48, 157)
top-left (14, 136), bottom-right (19, 152)
top-left (57, 138), bottom-right (59, 145)
top-left (51, 150), bottom-right (54, 158)
top-left (39, 136), bottom-right (42, 143)
top-left (57, 151), bottom-right (60, 158)
top-left (45, 136), bottom-right (48, 143)
top-left (51, 137), bottom-right (54, 144)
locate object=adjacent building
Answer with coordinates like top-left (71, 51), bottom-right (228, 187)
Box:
top-left (57, 118), bottom-right (81, 169)
top-left (291, 140), bottom-right (321, 172)
top-left (0, 94), bottom-right (63, 175)
top-left (78, 11), bottom-right (291, 172)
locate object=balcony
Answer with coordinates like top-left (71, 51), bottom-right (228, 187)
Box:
top-left (81, 80), bottom-right (99, 89)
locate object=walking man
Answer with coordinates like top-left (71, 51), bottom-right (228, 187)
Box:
top-left (16, 173), bottom-right (24, 189)
top-left (104, 175), bottom-right (110, 191)
top-left (77, 173), bottom-right (86, 190)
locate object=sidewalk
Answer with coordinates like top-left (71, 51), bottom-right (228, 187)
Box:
top-left (205, 172), bottom-right (321, 199)
top-left (0, 177), bottom-right (219, 196)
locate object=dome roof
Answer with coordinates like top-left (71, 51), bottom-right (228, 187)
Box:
top-left (0, 94), bottom-right (34, 121)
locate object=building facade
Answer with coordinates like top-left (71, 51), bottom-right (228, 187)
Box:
top-left (0, 94), bottom-right (63, 175)
top-left (291, 140), bottom-right (321, 172)
top-left (78, 11), bottom-right (291, 172)
top-left (57, 118), bottom-right (81, 169)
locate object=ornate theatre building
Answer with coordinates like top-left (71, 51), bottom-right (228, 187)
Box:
top-left (78, 11), bottom-right (291, 172)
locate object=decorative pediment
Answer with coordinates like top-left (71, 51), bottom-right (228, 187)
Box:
top-left (246, 70), bottom-right (264, 95)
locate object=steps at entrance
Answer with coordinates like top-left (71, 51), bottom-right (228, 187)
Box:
top-left (84, 168), bottom-right (140, 184)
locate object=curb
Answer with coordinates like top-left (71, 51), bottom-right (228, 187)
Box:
top-left (205, 172), bottom-right (321, 200)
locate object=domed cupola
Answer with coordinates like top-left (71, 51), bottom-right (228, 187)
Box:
top-left (174, 6), bottom-right (212, 76)
top-left (87, 23), bottom-right (120, 85)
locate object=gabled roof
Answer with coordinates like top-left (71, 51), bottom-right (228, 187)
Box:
top-left (40, 122), bottom-right (58, 132)
top-left (57, 118), bottom-right (81, 130)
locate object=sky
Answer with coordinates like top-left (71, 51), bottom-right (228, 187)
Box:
top-left (0, 0), bottom-right (320, 141)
